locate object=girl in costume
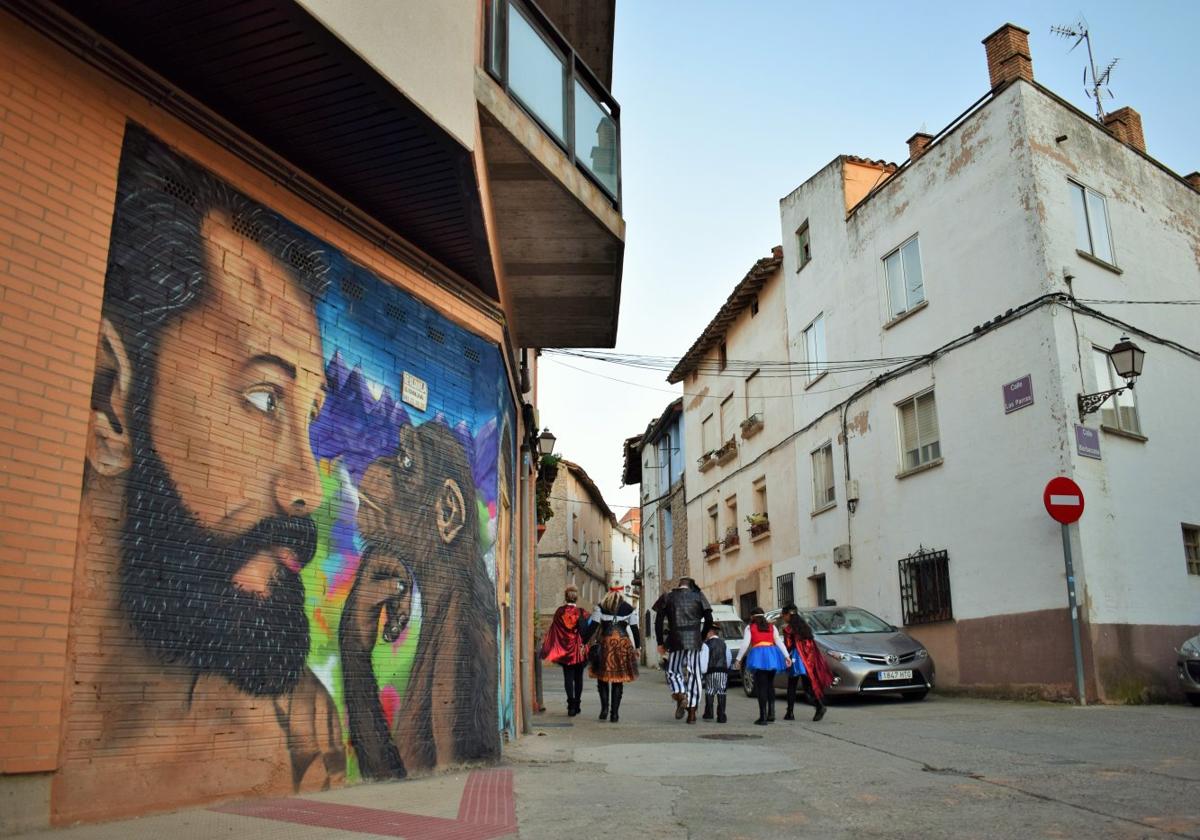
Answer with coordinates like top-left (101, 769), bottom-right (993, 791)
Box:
top-left (784, 613), bottom-right (833, 721)
top-left (588, 589), bottom-right (641, 723)
top-left (540, 585), bottom-right (591, 716)
top-left (733, 606), bottom-right (791, 725)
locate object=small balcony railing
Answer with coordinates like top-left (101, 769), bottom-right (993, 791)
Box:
top-left (486, 0), bottom-right (621, 206)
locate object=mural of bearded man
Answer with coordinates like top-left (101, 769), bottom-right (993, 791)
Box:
top-left (59, 125), bottom-right (344, 818)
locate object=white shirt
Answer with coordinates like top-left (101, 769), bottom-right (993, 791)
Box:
top-left (698, 638), bottom-right (734, 674)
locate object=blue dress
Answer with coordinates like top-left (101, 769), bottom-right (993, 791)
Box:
top-left (788, 651), bottom-right (807, 677)
top-left (744, 643), bottom-right (788, 673)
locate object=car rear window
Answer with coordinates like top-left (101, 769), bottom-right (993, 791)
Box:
top-left (801, 608), bottom-right (892, 634)
top-left (716, 620), bottom-right (744, 640)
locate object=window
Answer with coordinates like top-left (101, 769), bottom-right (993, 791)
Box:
top-left (1184, 525), bottom-right (1199, 576)
top-left (1071, 180), bottom-right (1115, 265)
top-left (776, 573), bottom-right (794, 608)
top-left (719, 394), bottom-right (734, 442)
top-left (753, 478), bottom-right (768, 519)
top-left (725, 495), bottom-right (738, 541)
top-left (745, 371), bottom-right (764, 421)
top-left (718, 342), bottom-right (727, 371)
top-left (701, 414), bottom-right (715, 453)
top-left (811, 442), bottom-right (836, 509)
top-left (898, 547), bottom-right (953, 625)
top-left (898, 390), bottom-right (941, 471)
top-left (738, 591), bottom-right (759, 622)
top-left (1092, 347), bottom-right (1141, 434)
top-left (803, 313), bottom-right (827, 384)
top-left (707, 505), bottom-right (719, 544)
top-left (884, 236), bottom-right (925, 319)
top-left (750, 296), bottom-right (759, 316)
top-left (662, 509), bottom-right (674, 580)
top-left (796, 221), bottom-right (811, 270)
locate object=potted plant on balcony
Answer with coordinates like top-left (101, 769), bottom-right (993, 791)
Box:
top-left (714, 437), bottom-right (738, 465)
top-left (740, 412), bottom-right (763, 438)
top-left (697, 450), bottom-right (717, 472)
top-left (535, 454), bottom-right (560, 541)
top-left (746, 512), bottom-right (770, 538)
top-left (703, 540), bottom-right (721, 559)
top-left (722, 525), bottom-right (740, 550)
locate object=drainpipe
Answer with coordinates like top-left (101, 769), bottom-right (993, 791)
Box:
top-left (519, 446), bottom-right (534, 735)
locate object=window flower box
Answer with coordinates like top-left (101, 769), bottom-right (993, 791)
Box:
top-left (697, 451), bottom-right (717, 473)
top-left (703, 541), bottom-right (721, 559)
top-left (740, 413), bottom-right (763, 439)
top-left (714, 437), bottom-right (737, 465)
top-left (722, 527), bottom-right (740, 551)
top-left (746, 514), bottom-right (770, 539)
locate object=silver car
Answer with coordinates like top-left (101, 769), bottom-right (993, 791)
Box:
top-left (742, 606), bottom-right (935, 701)
top-left (1177, 633), bottom-right (1200, 706)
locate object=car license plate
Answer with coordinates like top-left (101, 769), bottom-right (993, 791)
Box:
top-left (879, 669), bottom-right (913, 681)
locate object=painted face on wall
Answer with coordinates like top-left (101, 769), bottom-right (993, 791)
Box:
top-left (118, 209), bottom-right (328, 697)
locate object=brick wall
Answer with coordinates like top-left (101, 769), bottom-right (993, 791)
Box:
top-left (0, 12), bottom-right (517, 826)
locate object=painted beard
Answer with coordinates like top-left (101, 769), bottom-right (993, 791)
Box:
top-left (119, 443), bottom-right (317, 697)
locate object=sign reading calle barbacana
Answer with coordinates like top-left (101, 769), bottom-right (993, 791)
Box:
top-left (401, 371), bottom-right (429, 412)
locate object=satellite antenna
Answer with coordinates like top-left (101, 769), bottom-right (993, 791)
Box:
top-left (1050, 18), bottom-right (1119, 121)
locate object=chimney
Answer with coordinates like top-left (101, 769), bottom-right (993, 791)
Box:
top-left (1103, 106), bottom-right (1146, 154)
top-left (982, 24), bottom-right (1034, 89)
top-left (1186, 172), bottom-right (1200, 191)
top-left (907, 132), bottom-right (934, 161)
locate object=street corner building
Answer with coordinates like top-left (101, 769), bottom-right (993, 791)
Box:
top-left (0, 0), bottom-right (624, 831)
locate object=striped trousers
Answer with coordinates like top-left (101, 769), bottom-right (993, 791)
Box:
top-left (666, 649), bottom-right (702, 709)
top-left (703, 671), bottom-right (728, 696)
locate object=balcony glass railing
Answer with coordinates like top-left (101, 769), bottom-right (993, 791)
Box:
top-left (486, 0), bottom-right (621, 206)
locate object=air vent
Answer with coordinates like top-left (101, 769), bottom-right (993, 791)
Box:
top-left (232, 215), bottom-right (264, 243)
top-left (340, 278), bottom-right (365, 301)
top-left (288, 250), bottom-right (319, 276)
top-left (464, 346), bottom-right (481, 364)
top-left (161, 176), bottom-right (197, 208)
top-left (385, 302), bottom-right (407, 323)
top-left (427, 327), bottom-right (445, 344)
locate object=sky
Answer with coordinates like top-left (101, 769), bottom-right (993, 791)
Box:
top-left (537, 0), bottom-right (1200, 516)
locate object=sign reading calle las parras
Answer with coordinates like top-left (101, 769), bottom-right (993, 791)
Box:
top-left (401, 371), bottom-right (429, 412)
top-left (1002, 374), bottom-right (1034, 414)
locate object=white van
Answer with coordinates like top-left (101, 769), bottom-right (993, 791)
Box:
top-left (709, 604), bottom-right (746, 684)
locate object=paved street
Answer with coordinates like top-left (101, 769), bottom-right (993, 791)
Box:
top-left (13, 674), bottom-right (1200, 840)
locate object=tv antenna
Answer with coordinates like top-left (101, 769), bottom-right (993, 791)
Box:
top-left (1051, 18), bottom-right (1119, 121)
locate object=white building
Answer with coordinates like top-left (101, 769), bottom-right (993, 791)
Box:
top-left (773, 24), bottom-right (1200, 701)
top-left (668, 251), bottom-right (807, 618)
top-left (610, 524), bottom-right (638, 601)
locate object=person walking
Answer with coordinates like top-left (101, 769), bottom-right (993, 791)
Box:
top-left (785, 613), bottom-right (833, 722)
top-left (539, 585), bottom-right (591, 716)
top-left (654, 577), bottom-right (713, 724)
top-left (733, 606), bottom-right (791, 725)
top-left (589, 589), bottom-right (640, 723)
top-left (699, 625), bottom-right (731, 723)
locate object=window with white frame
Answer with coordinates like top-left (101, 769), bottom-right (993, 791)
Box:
top-left (797, 221), bottom-right (812, 270)
top-left (701, 413), bottom-right (715, 453)
top-left (1184, 525), bottom-right (1200, 576)
top-left (811, 442), bottom-right (836, 509)
top-left (1071, 180), bottom-right (1115, 265)
top-left (884, 236), bottom-right (925, 319)
top-left (898, 390), bottom-right (941, 471)
top-left (745, 370), bottom-right (764, 422)
top-left (1092, 347), bottom-right (1141, 434)
top-left (803, 313), bottom-right (827, 384)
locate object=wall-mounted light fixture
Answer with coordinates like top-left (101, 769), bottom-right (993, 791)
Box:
top-left (1078, 336), bottom-right (1145, 420)
top-left (537, 427), bottom-right (557, 457)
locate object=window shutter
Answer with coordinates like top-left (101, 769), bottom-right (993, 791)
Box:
top-left (1070, 183), bottom-right (1092, 253)
top-left (885, 251), bottom-right (905, 316)
top-left (1086, 190), bottom-right (1114, 263)
top-left (916, 392), bottom-right (939, 448)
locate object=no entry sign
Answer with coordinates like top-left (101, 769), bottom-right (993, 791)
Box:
top-left (1044, 477), bottom-right (1085, 524)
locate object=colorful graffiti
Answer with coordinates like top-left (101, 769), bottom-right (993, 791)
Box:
top-left (76, 124), bottom-right (511, 801)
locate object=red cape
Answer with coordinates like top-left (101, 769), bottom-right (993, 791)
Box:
top-left (540, 604), bottom-right (591, 666)
top-left (798, 638), bottom-right (834, 700)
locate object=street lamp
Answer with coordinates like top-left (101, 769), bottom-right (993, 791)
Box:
top-left (579, 546), bottom-right (588, 567)
top-left (537, 428), bottom-right (557, 457)
top-left (1078, 336), bottom-right (1145, 420)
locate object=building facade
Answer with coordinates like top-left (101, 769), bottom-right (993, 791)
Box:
top-left (774, 25), bottom-right (1199, 701)
top-left (668, 251), bottom-right (805, 619)
top-left (0, 0), bottom-right (624, 830)
top-left (536, 459), bottom-right (618, 618)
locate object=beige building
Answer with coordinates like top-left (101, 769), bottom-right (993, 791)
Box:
top-left (668, 250), bottom-right (805, 617)
top-left (537, 460), bottom-right (619, 618)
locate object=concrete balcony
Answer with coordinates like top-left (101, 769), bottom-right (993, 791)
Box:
top-left (479, 0), bottom-right (624, 348)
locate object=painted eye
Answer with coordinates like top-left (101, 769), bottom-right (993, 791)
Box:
top-left (401, 451), bottom-right (414, 470)
top-left (395, 579), bottom-right (406, 594)
top-left (245, 389), bottom-right (278, 414)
